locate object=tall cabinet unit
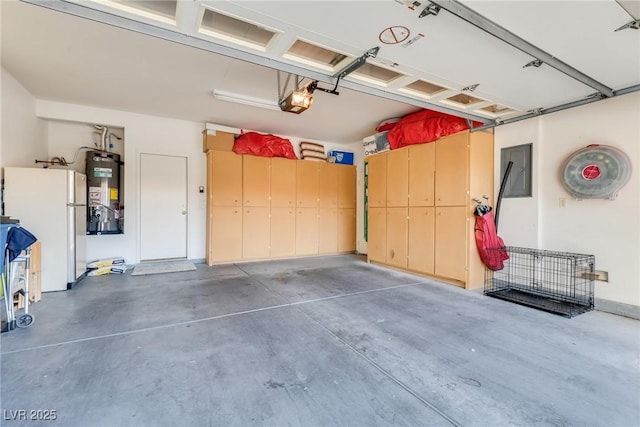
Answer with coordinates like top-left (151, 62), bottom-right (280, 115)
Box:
top-left (366, 130), bottom-right (493, 289)
top-left (385, 149), bottom-right (409, 268)
top-left (242, 156), bottom-right (271, 260)
top-left (205, 141), bottom-right (357, 265)
top-left (270, 158), bottom-right (297, 258)
top-left (206, 150), bottom-right (243, 263)
top-left (295, 161), bottom-right (320, 256)
top-left (337, 166), bottom-right (357, 253)
top-left (408, 143), bottom-right (435, 274)
top-left (318, 163), bottom-right (338, 254)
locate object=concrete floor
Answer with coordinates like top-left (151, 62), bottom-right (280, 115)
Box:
top-left (1, 254), bottom-right (638, 427)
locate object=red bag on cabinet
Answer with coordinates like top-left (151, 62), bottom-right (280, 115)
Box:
top-left (232, 132), bottom-right (297, 159)
top-left (387, 109), bottom-right (480, 150)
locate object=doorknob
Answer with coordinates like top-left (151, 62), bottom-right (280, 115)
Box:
top-left (181, 210), bottom-right (187, 215)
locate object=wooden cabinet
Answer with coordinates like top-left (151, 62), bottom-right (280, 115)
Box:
top-left (210, 206), bottom-right (242, 263)
top-left (318, 163), bottom-right (338, 208)
top-left (367, 154), bottom-right (387, 207)
top-left (29, 241), bottom-right (42, 303)
top-left (271, 157), bottom-right (296, 207)
top-left (206, 150), bottom-right (242, 265)
top-left (338, 165), bottom-right (356, 208)
top-left (386, 149), bottom-right (409, 207)
top-left (243, 155), bottom-right (271, 206)
top-left (338, 208), bottom-right (356, 252)
top-left (386, 207), bottom-right (408, 268)
top-left (270, 207), bottom-right (296, 258)
top-left (434, 206), bottom-right (468, 283)
top-left (435, 132), bottom-right (469, 206)
top-left (297, 161), bottom-right (319, 208)
top-left (295, 207), bottom-right (319, 255)
top-left (409, 143), bottom-right (435, 207)
top-left (408, 207), bottom-right (435, 274)
top-left (209, 151), bottom-right (242, 206)
top-left (367, 207), bottom-right (386, 263)
top-left (366, 130), bottom-right (493, 289)
top-left (318, 208), bottom-right (338, 254)
top-left (206, 152), bottom-right (356, 264)
top-left (242, 207), bottom-right (270, 260)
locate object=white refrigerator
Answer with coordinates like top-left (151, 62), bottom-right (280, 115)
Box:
top-left (3, 167), bottom-right (87, 292)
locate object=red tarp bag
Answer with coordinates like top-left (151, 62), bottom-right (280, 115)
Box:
top-left (233, 132), bottom-right (297, 159)
top-left (387, 109), bottom-right (481, 150)
top-left (474, 211), bottom-right (509, 271)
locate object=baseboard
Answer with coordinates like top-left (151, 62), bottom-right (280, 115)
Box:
top-left (595, 298), bottom-right (640, 320)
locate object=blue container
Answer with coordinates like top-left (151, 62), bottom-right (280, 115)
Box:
top-left (329, 150), bottom-right (354, 165)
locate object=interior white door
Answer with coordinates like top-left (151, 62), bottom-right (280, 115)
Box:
top-left (140, 153), bottom-right (188, 261)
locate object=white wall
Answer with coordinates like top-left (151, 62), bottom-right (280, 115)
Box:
top-left (495, 92), bottom-right (640, 308)
top-left (35, 100), bottom-right (207, 265)
top-left (0, 68), bottom-right (47, 168)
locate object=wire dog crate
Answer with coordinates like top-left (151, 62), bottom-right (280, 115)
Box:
top-left (484, 247), bottom-right (595, 317)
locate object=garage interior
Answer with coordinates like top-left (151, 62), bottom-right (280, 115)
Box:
top-left (1, 0), bottom-right (639, 426)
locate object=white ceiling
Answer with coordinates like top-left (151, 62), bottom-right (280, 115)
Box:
top-left (2, 0), bottom-right (639, 144)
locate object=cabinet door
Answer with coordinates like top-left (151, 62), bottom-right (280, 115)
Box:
top-left (242, 207), bottom-right (270, 260)
top-left (338, 208), bottom-right (356, 252)
top-left (318, 208), bottom-right (338, 254)
top-left (270, 207), bottom-right (296, 258)
top-left (434, 206), bottom-right (468, 282)
top-left (271, 157), bottom-right (296, 207)
top-left (386, 207), bottom-right (408, 268)
top-left (367, 154), bottom-right (387, 207)
top-left (386, 149), bottom-right (409, 207)
top-left (367, 207), bottom-right (386, 263)
top-left (243, 155), bottom-right (271, 207)
top-left (210, 207), bottom-right (242, 263)
top-left (338, 165), bottom-right (357, 208)
top-left (409, 143), bottom-right (435, 207)
top-left (435, 132), bottom-right (469, 206)
top-left (209, 151), bottom-right (242, 206)
top-left (295, 208), bottom-right (319, 255)
top-left (318, 163), bottom-right (338, 208)
top-left (468, 131), bottom-right (494, 207)
top-left (297, 161), bottom-right (319, 208)
top-left (408, 207), bottom-right (434, 274)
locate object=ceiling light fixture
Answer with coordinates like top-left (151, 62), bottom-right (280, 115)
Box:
top-left (279, 89), bottom-right (313, 114)
top-left (212, 90), bottom-right (280, 111)
top-left (277, 72), bottom-right (315, 114)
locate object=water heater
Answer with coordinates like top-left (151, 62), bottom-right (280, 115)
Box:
top-left (86, 150), bottom-right (122, 234)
